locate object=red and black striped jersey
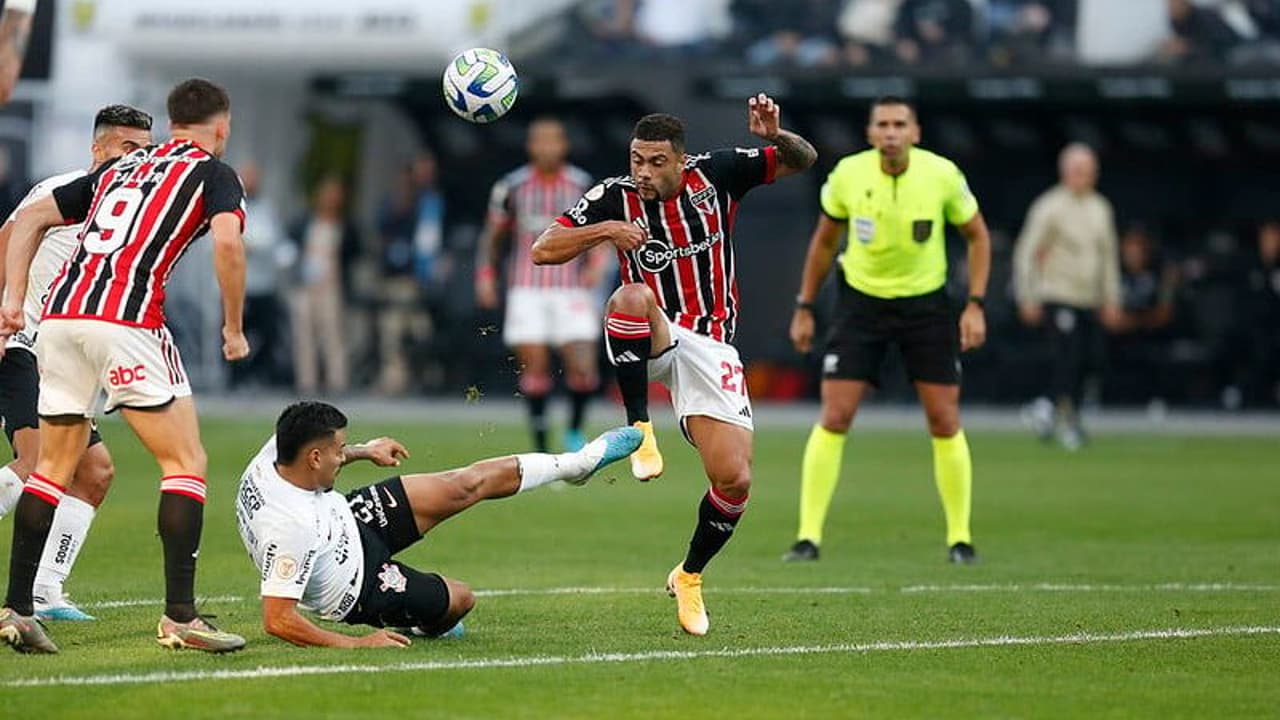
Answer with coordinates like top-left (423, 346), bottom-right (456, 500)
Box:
top-left (46, 138), bottom-right (245, 329)
top-left (557, 146), bottom-right (777, 343)
top-left (488, 163), bottom-right (593, 289)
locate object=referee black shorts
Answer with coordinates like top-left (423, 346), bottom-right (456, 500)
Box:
top-left (343, 477), bottom-right (451, 629)
top-left (0, 347), bottom-right (102, 454)
top-left (822, 282), bottom-right (960, 386)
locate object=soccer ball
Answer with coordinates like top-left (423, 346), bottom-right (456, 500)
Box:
top-left (442, 48), bottom-right (519, 124)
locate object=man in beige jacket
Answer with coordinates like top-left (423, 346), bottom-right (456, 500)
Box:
top-left (1013, 143), bottom-right (1122, 449)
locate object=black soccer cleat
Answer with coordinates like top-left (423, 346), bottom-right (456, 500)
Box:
top-left (948, 542), bottom-right (978, 565)
top-left (782, 539), bottom-right (820, 562)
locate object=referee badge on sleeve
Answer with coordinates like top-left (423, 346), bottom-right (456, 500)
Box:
top-left (854, 217), bottom-right (875, 244)
top-left (912, 220), bottom-right (933, 243)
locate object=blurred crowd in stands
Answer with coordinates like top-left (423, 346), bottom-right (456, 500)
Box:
top-left (569, 0), bottom-right (1280, 68)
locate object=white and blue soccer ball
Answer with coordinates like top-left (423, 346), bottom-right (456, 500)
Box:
top-left (442, 48), bottom-right (519, 124)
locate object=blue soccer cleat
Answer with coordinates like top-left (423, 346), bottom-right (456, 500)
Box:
top-left (34, 589), bottom-right (96, 622)
top-left (563, 428), bottom-right (586, 452)
top-left (564, 427), bottom-right (644, 486)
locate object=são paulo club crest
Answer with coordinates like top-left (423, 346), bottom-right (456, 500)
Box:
top-left (378, 563), bottom-right (407, 593)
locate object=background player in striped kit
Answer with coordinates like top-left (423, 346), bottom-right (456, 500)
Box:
top-left (0, 78), bottom-right (249, 654)
top-left (476, 117), bottom-right (605, 452)
top-left (532, 95), bottom-right (816, 635)
top-left (0, 104), bottom-right (153, 621)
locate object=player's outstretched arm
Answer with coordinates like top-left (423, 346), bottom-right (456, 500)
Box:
top-left (747, 93), bottom-right (817, 179)
top-left (2, 195), bottom-right (62, 334)
top-left (790, 214), bottom-right (846, 353)
top-left (262, 596), bottom-right (410, 649)
top-left (957, 212), bottom-right (991, 351)
top-left (0, 0), bottom-right (35, 105)
top-left (210, 212), bottom-right (249, 361)
top-left (531, 219), bottom-right (643, 265)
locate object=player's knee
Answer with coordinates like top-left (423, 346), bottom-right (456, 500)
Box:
top-left (819, 403), bottom-right (856, 433)
top-left (566, 371), bottom-right (598, 393)
top-left (518, 372), bottom-right (553, 397)
top-left (925, 408), bottom-right (960, 438)
top-left (72, 455), bottom-right (114, 507)
top-left (446, 578), bottom-right (475, 617)
top-left (608, 283), bottom-right (654, 316)
top-left (711, 465), bottom-right (751, 499)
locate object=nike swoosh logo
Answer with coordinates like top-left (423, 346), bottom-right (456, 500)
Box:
top-left (381, 487), bottom-right (398, 508)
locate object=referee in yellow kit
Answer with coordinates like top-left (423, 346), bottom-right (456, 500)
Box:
top-left (783, 96), bottom-right (991, 564)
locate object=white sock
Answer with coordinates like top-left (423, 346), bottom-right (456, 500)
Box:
top-left (0, 465), bottom-right (22, 518)
top-left (34, 495), bottom-right (97, 596)
top-left (515, 452), bottom-right (590, 493)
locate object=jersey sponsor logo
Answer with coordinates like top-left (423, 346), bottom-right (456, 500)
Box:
top-left (9, 330), bottom-right (34, 348)
top-left (238, 478), bottom-right (264, 520)
top-left (636, 232), bottom-right (724, 274)
top-left (108, 364), bottom-right (147, 387)
top-left (377, 563), bottom-right (408, 594)
top-left (295, 549), bottom-right (316, 585)
top-left (261, 542), bottom-right (280, 581)
top-left (337, 591), bottom-right (357, 616)
top-left (854, 217), bottom-right (875, 245)
top-left (735, 147), bottom-right (760, 158)
top-left (53, 533), bottom-right (76, 565)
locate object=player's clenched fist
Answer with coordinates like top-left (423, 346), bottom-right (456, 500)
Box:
top-left (0, 304), bottom-right (23, 336)
top-left (607, 220), bottom-right (646, 251)
top-left (222, 326), bottom-right (250, 361)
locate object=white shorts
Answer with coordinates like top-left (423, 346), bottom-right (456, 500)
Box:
top-left (36, 318), bottom-right (192, 417)
top-left (503, 286), bottom-right (600, 347)
top-left (648, 319), bottom-right (753, 437)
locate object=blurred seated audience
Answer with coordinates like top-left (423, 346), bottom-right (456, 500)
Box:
top-left (838, 0), bottom-right (903, 66)
top-left (893, 0), bottom-right (976, 65)
top-left (1157, 0), bottom-right (1240, 65)
top-left (735, 0), bottom-right (841, 67)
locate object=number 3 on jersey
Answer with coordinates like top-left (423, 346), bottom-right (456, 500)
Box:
top-left (82, 186), bottom-right (145, 254)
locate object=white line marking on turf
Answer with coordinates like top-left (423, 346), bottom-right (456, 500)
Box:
top-left (76, 582), bottom-right (1280, 609)
top-left (7, 625), bottom-right (1278, 688)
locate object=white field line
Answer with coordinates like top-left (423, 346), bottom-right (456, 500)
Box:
top-left (78, 582), bottom-right (1279, 609)
top-left (7, 625), bottom-right (1278, 688)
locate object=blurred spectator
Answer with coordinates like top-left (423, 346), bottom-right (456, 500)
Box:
top-left (411, 153), bottom-right (445, 290)
top-left (839, 0), bottom-right (904, 66)
top-left (634, 0), bottom-right (729, 55)
top-left (287, 175), bottom-right (359, 396)
top-left (375, 163), bottom-right (431, 395)
top-left (893, 0), bottom-right (976, 65)
top-left (1104, 225), bottom-right (1179, 405)
top-left (1157, 0), bottom-right (1240, 64)
top-left (1242, 221), bottom-right (1280, 405)
top-left (1014, 143), bottom-right (1121, 449)
top-left (736, 0), bottom-right (841, 67)
top-left (576, 0), bottom-right (639, 56)
top-left (228, 161), bottom-right (289, 390)
top-left (986, 0), bottom-right (1076, 66)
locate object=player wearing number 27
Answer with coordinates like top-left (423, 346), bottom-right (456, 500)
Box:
top-left (0, 78), bottom-right (249, 654)
top-left (533, 94), bottom-right (816, 635)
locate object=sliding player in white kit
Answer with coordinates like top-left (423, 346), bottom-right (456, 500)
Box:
top-left (0, 105), bottom-right (154, 621)
top-left (237, 401), bottom-right (641, 647)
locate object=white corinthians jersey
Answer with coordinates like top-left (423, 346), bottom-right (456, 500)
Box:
top-left (4, 169), bottom-right (87, 351)
top-left (236, 436), bottom-right (364, 621)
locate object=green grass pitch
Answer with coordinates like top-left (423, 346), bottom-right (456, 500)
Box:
top-left (0, 415), bottom-right (1277, 718)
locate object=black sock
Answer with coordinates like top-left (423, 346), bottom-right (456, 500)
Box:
top-left (682, 488), bottom-right (748, 574)
top-left (5, 479), bottom-right (60, 615)
top-left (158, 484), bottom-right (205, 623)
top-left (605, 313), bottom-right (651, 424)
top-left (526, 393), bottom-right (549, 452)
top-left (569, 389), bottom-right (593, 432)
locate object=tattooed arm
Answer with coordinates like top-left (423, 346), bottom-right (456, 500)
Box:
top-left (747, 93), bottom-right (817, 178)
top-left (0, 0), bottom-right (35, 105)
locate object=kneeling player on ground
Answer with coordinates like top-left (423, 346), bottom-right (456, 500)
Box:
top-left (237, 401), bottom-right (641, 648)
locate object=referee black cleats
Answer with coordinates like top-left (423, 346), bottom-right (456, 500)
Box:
top-left (782, 539), bottom-right (820, 562)
top-left (948, 542), bottom-right (978, 565)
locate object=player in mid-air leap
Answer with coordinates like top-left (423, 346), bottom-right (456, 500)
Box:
top-left (236, 401), bottom-right (641, 648)
top-left (532, 94), bottom-right (816, 635)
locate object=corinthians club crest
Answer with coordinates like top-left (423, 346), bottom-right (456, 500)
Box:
top-left (378, 563), bottom-right (407, 593)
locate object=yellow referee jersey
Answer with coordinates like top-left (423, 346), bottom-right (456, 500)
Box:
top-left (820, 146), bottom-right (979, 299)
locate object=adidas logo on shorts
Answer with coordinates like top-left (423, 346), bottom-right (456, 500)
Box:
top-left (613, 351), bottom-right (642, 363)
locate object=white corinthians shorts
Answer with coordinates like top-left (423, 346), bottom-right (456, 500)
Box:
top-left (648, 318), bottom-right (753, 437)
top-left (36, 318), bottom-right (192, 417)
top-left (503, 286), bottom-right (600, 346)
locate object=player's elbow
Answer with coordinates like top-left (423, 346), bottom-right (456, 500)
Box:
top-left (530, 235), bottom-right (559, 265)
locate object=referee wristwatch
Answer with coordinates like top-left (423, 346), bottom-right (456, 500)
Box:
top-left (795, 297), bottom-right (816, 312)
top-left (966, 295), bottom-right (985, 308)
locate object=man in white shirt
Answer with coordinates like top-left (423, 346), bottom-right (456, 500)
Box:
top-left (237, 401), bottom-right (641, 647)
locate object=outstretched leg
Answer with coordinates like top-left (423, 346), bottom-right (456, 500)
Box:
top-left (604, 283), bottom-right (670, 481)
